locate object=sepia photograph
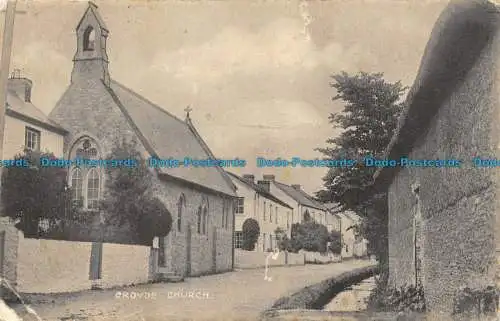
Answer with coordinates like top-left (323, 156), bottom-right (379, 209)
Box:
top-left (0, 0), bottom-right (497, 320)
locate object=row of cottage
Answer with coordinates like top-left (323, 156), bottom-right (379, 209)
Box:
top-left (0, 1), bottom-right (366, 291)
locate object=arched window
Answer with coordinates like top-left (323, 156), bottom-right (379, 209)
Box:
top-left (177, 195), bottom-right (185, 232)
top-left (221, 199), bottom-right (226, 228)
top-left (197, 206), bottom-right (202, 234)
top-left (69, 137), bottom-right (102, 210)
top-left (71, 167), bottom-right (83, 207)
top-left (86, 168), bottom-right (100, 210)
top-left (202, 206), bottom-right (208, 234)
top-left (303, 209), bottom-right (311, 221)
top-left (83, 26), bottom-right (95, 51)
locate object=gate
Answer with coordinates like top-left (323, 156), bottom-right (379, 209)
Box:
top-left (89, 242), bottom-right (103, 283)
top-left (185, 225), bottom-right (192, 276)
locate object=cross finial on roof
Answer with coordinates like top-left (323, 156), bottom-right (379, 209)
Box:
top-left (184, 105), bottom-right (192, 119)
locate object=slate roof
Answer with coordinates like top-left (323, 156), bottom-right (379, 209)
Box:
top-left (226, 172), bottom-right (293, 209)
top-left (76, 2), bottom-right (108, 31)
top-left (373, 0), bottom-right (500, 189)
top-left (273, 181), bottom-right (327, 211)
top-left (105, 80), bottom-right (237, 197)
top-left (6, 87), bottom-right (67, 135)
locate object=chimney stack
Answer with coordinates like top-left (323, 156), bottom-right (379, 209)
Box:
top-left (257, 180), bottom-right (270, 192)
top-left (242, 174), bottom-right (255, 183)
top-left (292, 184), bottom-right (301, 190)
top-left (8, 70), bottom-right (32, 102)
top-left (263, 174), bottom-right (275, 181)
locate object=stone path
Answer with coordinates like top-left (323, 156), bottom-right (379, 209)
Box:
top-left (14, 260), bottom-right (372, 321)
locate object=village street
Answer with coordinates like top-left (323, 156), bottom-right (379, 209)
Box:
top-left (15, 259), bottom-right (372, 321)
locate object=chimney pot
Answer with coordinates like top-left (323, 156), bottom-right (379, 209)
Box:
top-left (292, 184), bottom-right (301, 190)
top-left (257, 180), bottom-right (270, 192)
top-left (8, 76), bottom-right (32, 103)
top-left (263, 174), bottom-right (275, 181)
top-left (242, 174), bottom-right (255, 183)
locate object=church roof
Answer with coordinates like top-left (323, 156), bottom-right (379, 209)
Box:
top-left (105, 80), bottom-right (237, 197)
top-left (6, 88), bottom-right (67, 135)
top-left (373, 0), bottom-right (500, 190)
top-left (76, 2), bottom-right (108, 31)
top-left (273, 181), bottom-right (327, 211)
top-left (226, 172), bottom-right (293, 209)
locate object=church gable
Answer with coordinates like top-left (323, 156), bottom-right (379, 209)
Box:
top-left (49, 2), bottom-right (236, 197)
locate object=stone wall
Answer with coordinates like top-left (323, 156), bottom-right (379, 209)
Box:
top-left (388, 16), bottom-right (499, 312)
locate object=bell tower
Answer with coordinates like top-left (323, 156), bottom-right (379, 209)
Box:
top-left (71, 2), bottom-right (110, 86)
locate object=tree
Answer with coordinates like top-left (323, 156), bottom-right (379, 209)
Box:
top-left (290, 221), bottom-right (329, 253)
top-left (328, 230), bottom-right (342, 254)
top-left (137, 197), bottom-right (172, 245)
top-left (241, 218), bottom-right (260, 251)
top-left (2, 150), bottom-right (69, 236)
top-left (274, 227), bottom-right (291, 251)
top-left (100, 137), bottom-right (171, 244)
top-left (316, 71), bottom-right (405, 207)
top-left (316, 72), bottom-right (406, 277)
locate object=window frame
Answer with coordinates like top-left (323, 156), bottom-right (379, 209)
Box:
top-left (25, 126), bottom-right (41, 151)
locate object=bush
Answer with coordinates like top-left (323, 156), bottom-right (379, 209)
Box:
top-left (290, 221), bottom-right (329, 253)
top-left (137, 198), bottom-right (172, 245)
top-left (241, 218), bottom-right (260, 250)
top-left (2, 149), bottom-right (69, 236)
top-left (367, 282), bottom-right (426, 313)
top-left (328, 230), bottom-right (342, 254)
top-left (452, 286), bottom-right (499, 317)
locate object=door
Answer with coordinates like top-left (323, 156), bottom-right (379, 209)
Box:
top-left (185, 225), bottom-right (192, 276)
top-left (89, 242), bottom-right (103, 281)
top-left (211, 226), bottom-right (217, 272)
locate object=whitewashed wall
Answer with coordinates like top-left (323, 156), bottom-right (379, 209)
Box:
top-left (234, 249), bottom-right (305, 269)
top-left (14, 232), bottom-right (150, 293)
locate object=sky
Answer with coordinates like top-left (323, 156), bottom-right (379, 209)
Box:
top-left (2, 0), bottom-right (449, 195)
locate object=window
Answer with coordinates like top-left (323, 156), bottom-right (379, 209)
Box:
top-left (222, 199), bottom-right (226, 228)
top-left (225, 200), bottom-right (231, 230)
top-left (269, 204), bottom-right (272, 222)
top-left (25, 127), bottom-right (40, 151)
top-left (69, 137), bottom-right (102, 210)
top-left (275, 206), bottom-right (278, 223)
top-left (177, 195), bottom-right (185, 232)
top-left (86, 168), bottom-right (100, 210)
top-left (197, 206), bottom-right (202, 234)
top-left (262, 233), bottom-right (266, 251)
top-left (235, 197), bottom-right (244, 214)
top-left (287, 212), bottom-right (290, 228)
top-left (263, 201), bottom-right (266, 221)
top-left (71, 167), bottom-right (83, 207)
top-left (234, 231), bottom-right (243, 248)
top-left (83, 26), bottom-right (95, 51)
top-left (202, 206), bottom-right (208, 234)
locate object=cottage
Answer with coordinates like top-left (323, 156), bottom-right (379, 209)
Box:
top-left (227, 172), bottom-right (293, 251)
top-left (374, 0), bottom-right (500, 314)
top-left (48, 2), bottom-right (237, 279)
top-left (3, 70), bottom-right (66, 159)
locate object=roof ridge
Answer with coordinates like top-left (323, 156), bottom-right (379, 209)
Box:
top-left (227, 172), bottom-right (292, 209)
top-left (273, 180), bottom-right (326, 211)
top-left (110, 80), bottom-right (186, 126)
top-left (185, 119), bottom-right (237, 193)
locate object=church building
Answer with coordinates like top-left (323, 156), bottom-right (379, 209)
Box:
top-left (49, 2), bottom-right (237, 278)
